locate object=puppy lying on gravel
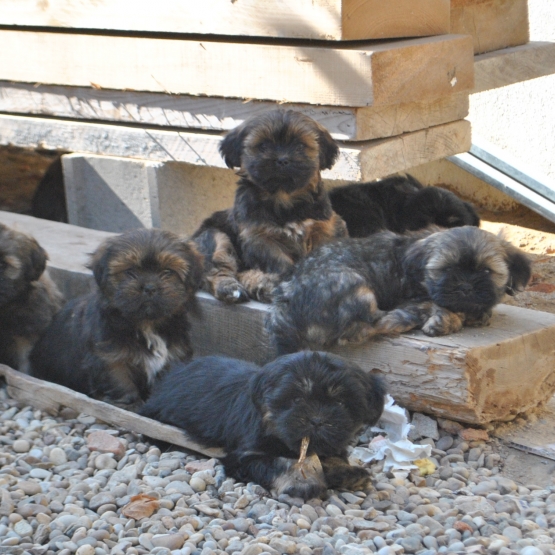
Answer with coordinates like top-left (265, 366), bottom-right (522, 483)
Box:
top-left (141, 350), bottom-right (385, 499)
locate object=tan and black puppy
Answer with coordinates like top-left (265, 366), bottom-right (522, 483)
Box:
top-left (0, 223), bottom-right (64, 372)
top-left (268, 226), bottom-right (532, 354)
top-left (30, 228), bottom-right (204, 407)
top-left (193, 110), bottom-right (347, 303)
top-left (142, 351), bottom-right (386, 500)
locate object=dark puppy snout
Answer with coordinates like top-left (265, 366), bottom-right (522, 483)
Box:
top-left (275, 155), bottom-right (290, 167)
top-left (142, 282), bottom-right (158, 295)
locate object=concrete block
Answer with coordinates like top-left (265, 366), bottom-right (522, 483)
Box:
top-left (62, 154), bottom-right (237, 236)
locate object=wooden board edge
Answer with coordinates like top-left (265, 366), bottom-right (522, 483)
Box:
top-left (0, 364), bottom-right (224, 458)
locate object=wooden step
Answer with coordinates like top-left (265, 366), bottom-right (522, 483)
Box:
top-left (0, 114), bottom-right (472, 183)
top-left (1, 210), bottom-right (554, 425)
top-left (451, 0), bottom-right (529, 55)
top-left (0, 31), bottom-right (474, 107)
top-left (0, 82), bottom-right (470, 143)
top-left (0, 0), bottom-right (450, 41)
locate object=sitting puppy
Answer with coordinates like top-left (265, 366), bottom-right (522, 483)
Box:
top-left (329, 174), bottom-right (480, 237)
top-left (193, 109), bottom-right (347, 304)
top-left (268, 226), bottom-right (532, 354)
top-left (0, 223), bottom-right (64, 372)
top-left (141, 351), bottom-right (385, 499)
top-left (30, 228), bottom-right (204, 407)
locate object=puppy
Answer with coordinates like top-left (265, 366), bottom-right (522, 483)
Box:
top-left (0, 223), bottom-right (64, 372)
top-left (329, 174), bottom-right (480, 237)
top-left (30, 228), bottom-right (204, 407)
top-left (193, 110), bottom-right (347, 304)
top-left (141, 351), bottom-right (386, 499)
top-left (268, 226), bottom-right (532, 354)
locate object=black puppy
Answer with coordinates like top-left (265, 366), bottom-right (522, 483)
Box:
top-left (329, 174), bottom-right (480, 237)
top-left (193, 109), bottom-right (347, 304)
top-left (141, 351), bottom-right (385, 499)
top-left (30, 228), bottom-right (204, 407)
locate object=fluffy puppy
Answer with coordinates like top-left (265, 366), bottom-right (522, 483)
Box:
top-left (329, 174), bottom-right (480, 237)
top-left (0, 223), bottom-right (64, 372)
top-left (141, 351), bottom-right (385, 499)
top-left (268, 226), bottom-right (532, 354)
top-left (30, 229), bottom-right (204, 407)
top-left (193, 110), bottom-right (347, 304)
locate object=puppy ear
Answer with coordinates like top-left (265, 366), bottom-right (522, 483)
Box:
top-left (182, 240), bottom-right (205, 291)
top-left (24, 238), bottom-right (48, 282)
top-left (219, 121), bottom-right (252, 168)
top-left (402, 234), bottom-right (434, 285)
top-left (314, 122), bottom-right (339, 170)
top-left (87, 240), bottom-right (112, 290)
top-left (505, 245), bottom-right (532, 295)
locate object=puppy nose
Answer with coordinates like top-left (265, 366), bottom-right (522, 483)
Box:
top-left (310, 416), bottom-right (324, 427)
top-left (459, 283), bottom-right (473, 295)
top-left (143, 283), bottom-right (157, 295)
top-left (275, 156), bottom-right (289, 167)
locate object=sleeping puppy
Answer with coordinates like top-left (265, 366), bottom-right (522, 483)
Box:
top-left (193, 109), bottom-right (347, 304)
top-left (141, 351), bottom-right (386, 499)
top-left (329, 174), bottom-right (480, 237)
top-left (30, 228), bottom-right (203, 408)
top-left (268, 226), bottom-right (532, 354)
top-left (0, 223), bottom-right (64, 372)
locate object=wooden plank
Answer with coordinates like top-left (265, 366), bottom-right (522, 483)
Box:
top-left (0, 0), bottom-right (450, 41)
top-left (451, 0), bottom-right (529, 55)
top-left (0, 115), bottom-right (471, 183)
top-left (0, 82), bottom-right (470, 142)
top-left (1, 210), bottom-right (554, 425)
top-left (0, 364), bottom-right (224, 457)
top-left (0, 31), bottom-right (474, 107)
top-left (473, 41), bottom-right (555, 94)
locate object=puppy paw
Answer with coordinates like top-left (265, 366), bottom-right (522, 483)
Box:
top-left (238, 270), bottom-right (279, 304)
top-left (214, 278), bottom-right (249, 304)
top-left (272, 455), bottom-right (327, 500)
top-left (422, 308), bottom-right (463, 337)
top-left (465, 310), bottom-right (492, 327)
top-left (322, 457), bottom-right (371, 491)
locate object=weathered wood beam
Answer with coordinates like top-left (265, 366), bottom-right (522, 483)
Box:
top-left (0, 82), bottom-right (470, 142)
top-left (0, 0), bottom-right (450, 41)
top-left (473, 42), bottom-right (555, 94)
top-left (0, 114), bottom-right (472, 183)
top-left (1, 210), bottom-right (554, 425)
top-left (451, 0), bottom-right (529, 55)
top-left (0, 31), bottom-right (474, 107)
top-left (0, 364), bottom-right (224, 457)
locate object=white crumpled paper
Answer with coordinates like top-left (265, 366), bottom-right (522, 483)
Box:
top-left (349, 395), bottom-right (432, 471)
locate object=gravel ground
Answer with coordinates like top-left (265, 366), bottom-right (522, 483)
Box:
top-left (1, 387), bottom-right (555, 555)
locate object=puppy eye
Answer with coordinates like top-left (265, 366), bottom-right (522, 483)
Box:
top-left (161, 269), bottom-right (176, 278)
top-left (125, 269), bottom-right (138, 279)
top-left (483, 268), bottom-right (491, 274)
top-left (257, 141), bottom-right (271, 153)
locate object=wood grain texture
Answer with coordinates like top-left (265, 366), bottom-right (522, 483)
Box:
top-left (451, 0), bottom-right (529, 55)
top-left (473, 41), bottom-right (555, 94)
top-left (0, 364), bottom-right (224, 457)
top-left (1, 210), bottom-right (554, 424)
top-left (0, 115), bottom-right (472, 182)
top-left (0, 0), bottom-right (450, 41)
top-left (0, 31), bottom-right (474, 107)
top-left (0, 82), bottom-right (470, 142)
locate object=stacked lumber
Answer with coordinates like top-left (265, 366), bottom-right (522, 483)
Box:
top-left (0, 0), bottom-right (475, 183)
